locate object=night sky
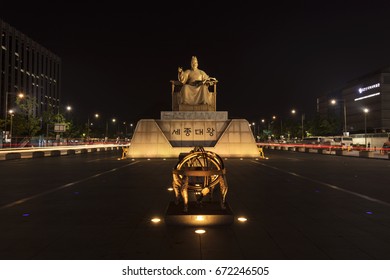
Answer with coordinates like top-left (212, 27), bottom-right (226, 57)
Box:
top-left (2, 1), bottom-right (390, 124)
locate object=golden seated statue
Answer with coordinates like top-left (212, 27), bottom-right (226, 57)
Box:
top-left (171, 56), bottom-right (218, 111)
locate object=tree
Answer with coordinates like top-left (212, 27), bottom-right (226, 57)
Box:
top-left (306, 115), bottom-right (339, 136)
top-left (14, 95), bottom-right (41, 137)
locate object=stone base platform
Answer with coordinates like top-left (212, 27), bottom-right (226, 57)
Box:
top-left (127, 117), bottom-right (260, 158)
top-left (164, 201), bottom-right (234, 226)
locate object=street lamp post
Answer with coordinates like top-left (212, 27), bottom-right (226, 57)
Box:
top-left (280, 118), bottom-right (283, 138)
top-left (364, 108), bottom-right (369, 149)
top-left (272, 115), bottom-right (283, 139)
top-left (65, 105), bottom-right (72, 131)
top-left (105, 121), bottom-right (108, 141)
top-left (87, 113), bottom-right (99, 139)
top-left (343, 101), bottom-right (347, 134)
top-left (46, 119), bottom-right (50, 143)
top-left (104, 118), bottom-right (116, 142)
top-left (9, 110), bottom-right (14, 148)
top-left (331, 99), bottom-right (347, 134)
top-left (123, 122), bottom-right (127, 136)
top-left (112, 118), bottom-right (117, 138)
top-left (261, 119), bottom-right (265, 140)
top-left (54, 105), bottom-right (72, 145)
top-left (4, 92), bottom-right (24, 133)
top-left (64, 105), bottom-right (72, 122)
top-left (271, 115), bottom-right (276, 137)
top-left (86, 117), bottom-right (90, 139)
top-left (291, 109), bottom-right (305, 140)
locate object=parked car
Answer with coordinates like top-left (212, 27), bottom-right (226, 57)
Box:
top-left (382, 141), bottom-right (390, 154)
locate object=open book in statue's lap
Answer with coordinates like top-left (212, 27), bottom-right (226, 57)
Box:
top-left (179, 78), bottom-right (215, 105)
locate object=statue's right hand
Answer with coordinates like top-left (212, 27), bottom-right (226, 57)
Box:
top-left (178, 67), bottom-right (183, 73)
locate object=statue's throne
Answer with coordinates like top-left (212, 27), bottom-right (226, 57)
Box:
top-left (170, 80), bottom-right (218, 111)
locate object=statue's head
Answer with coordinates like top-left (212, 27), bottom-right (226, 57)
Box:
top-left (191, 56), bottom-right (198, 68)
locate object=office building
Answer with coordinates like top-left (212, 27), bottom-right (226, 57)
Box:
top-left (318, 67), bottom-right (390, 133)
top-left (0, 18), bottom-right (61, 121)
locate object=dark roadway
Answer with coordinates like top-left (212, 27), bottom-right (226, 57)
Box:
top-left (1, 149), bottom-right (390, 260)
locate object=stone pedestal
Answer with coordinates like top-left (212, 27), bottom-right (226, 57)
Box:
top-left (359, 151), bottom-right (375, 158)
top-left (127, 112), bottom-right (260, 158)
top-left (164, 201), bottom-right (234, 226)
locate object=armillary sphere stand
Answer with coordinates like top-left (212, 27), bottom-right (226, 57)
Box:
top-left (172, 147), bottom-right (228, 212)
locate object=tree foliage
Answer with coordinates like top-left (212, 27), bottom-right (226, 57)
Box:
top-left (15, 95), bottom-right (41, 137)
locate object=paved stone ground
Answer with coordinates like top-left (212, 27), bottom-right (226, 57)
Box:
top-left (1, 149), bottom-right (390, 260)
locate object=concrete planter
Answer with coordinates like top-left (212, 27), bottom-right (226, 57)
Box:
top-left (359, 151), bottom-right (375, 158)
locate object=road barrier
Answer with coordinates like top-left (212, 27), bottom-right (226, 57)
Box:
top-left (259, 143), bottom-right (390, 160)
top-left (0, 144), bottom-right (125, 161)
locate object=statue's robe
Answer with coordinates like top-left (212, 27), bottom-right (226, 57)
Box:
top-left (178, 81), bottom-right (213, 105)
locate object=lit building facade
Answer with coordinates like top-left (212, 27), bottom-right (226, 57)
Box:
top-left (0, 18), bottom-right (61, 120)
top-left (318, 67), bottom-right (390, 133)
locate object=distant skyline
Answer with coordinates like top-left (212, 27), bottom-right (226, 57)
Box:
top-left (2, 2), bottom-right (390, 124)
